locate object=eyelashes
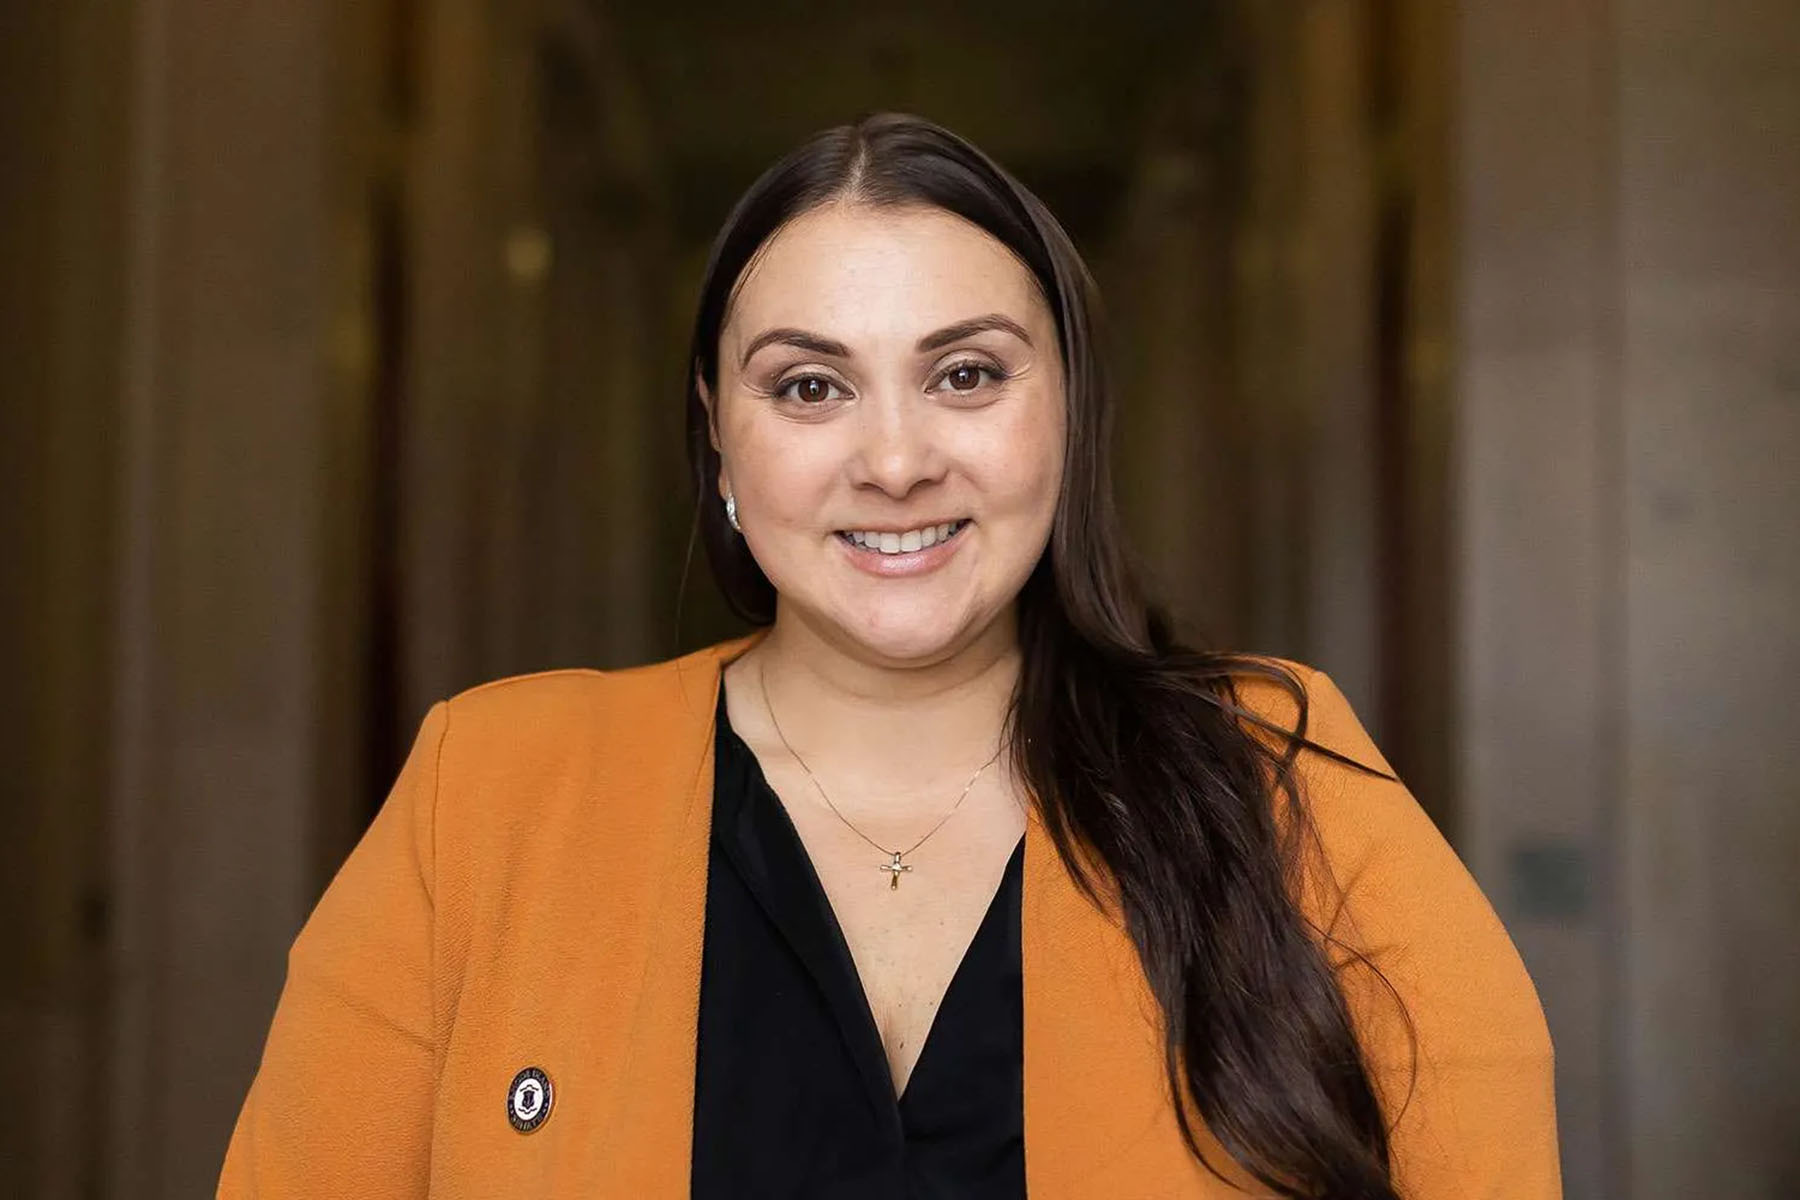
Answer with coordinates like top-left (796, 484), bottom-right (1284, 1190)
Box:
top-left (774, 374), bottom-right (847, 405)
top-left (931, 360), bottom-right (1011, 395)
top-left (766, 357), bottom-right (1012, 406)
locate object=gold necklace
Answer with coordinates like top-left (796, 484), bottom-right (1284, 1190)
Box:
top-left (757, 663), bottom-right (1005, 890)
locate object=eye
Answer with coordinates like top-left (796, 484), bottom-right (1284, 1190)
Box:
top-left (777, 374), bottom-right (846, 405)
top-left (931, 359), bottom-right (1008, 395)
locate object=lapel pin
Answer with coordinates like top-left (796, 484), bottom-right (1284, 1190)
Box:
top-left (506, 1066), bottom-right (554, 1133)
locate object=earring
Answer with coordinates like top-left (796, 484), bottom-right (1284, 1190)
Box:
top-left (725, 490), bottom-right (741, 533)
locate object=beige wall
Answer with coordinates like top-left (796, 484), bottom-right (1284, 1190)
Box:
top-left (1617, 0), bottom-right (1800, 1193)
top-left (1457, 2), bottom-right (1624, 1191)
top-left (1458, 0), bottom-right (1800, 1195)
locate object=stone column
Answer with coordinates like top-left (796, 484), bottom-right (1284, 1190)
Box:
top-left (1456, 3), bottom-right (1625, 1192)
top-left (1457, 0), bottom-right (1800, 1194)
top-left (1617, 0), bottom-right (1800, 1194)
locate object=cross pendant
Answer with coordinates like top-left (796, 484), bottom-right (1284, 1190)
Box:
top-left (877, 851), bottom-right (913, 890)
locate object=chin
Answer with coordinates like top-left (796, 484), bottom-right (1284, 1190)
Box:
top-left (832, 604), bottom-right (982, 666)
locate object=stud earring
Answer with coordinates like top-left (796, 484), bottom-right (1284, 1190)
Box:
top-left (725, 490), bottom-right (741, 533)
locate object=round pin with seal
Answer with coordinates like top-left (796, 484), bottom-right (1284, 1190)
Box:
top-left (506, 1066), bottom-right (554, 1133)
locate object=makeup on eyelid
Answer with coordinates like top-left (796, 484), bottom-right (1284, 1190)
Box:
top-left (759, 359), bottom-right (1013, 407)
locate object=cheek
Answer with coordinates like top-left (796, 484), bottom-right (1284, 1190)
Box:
top-left (968, 393), bottom-right (1066, 518)
top-left (723, 411), bottom-right (835, 515)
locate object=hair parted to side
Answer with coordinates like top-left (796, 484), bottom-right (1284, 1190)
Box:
top-left (683, 112), bottom-right (1410, 1200)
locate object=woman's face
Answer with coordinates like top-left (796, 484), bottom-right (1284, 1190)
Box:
top-left (708, 201), bottom-right (1067, 665)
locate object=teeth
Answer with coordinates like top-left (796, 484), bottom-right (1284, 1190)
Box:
top-left (846, 520), bottom-right (963, 555)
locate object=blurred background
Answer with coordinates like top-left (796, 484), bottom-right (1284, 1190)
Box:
top-left (2, 1), bottom-right (1795, 1196)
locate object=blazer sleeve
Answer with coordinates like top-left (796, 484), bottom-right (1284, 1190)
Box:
top-left (217, 700), bottom-right (449, 1198)
top-left (1295, 669), bottom-right (1562, 1199)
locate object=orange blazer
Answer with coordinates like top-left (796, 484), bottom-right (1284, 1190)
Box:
top-left (218, 630), bottom-right (1560, 1197)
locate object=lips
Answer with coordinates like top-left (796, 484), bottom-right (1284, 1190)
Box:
top-left (832, 518), bottom-right (971, 577)
top-left (837, 519), bottom-right (969, 556)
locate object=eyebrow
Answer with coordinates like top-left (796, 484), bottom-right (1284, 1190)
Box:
top-left (914, 313), bottom-right (1034, 354)
top-left (738, 328), bottom-right (851, 369)
top-left (737, 312), bottom-right (1034, 370)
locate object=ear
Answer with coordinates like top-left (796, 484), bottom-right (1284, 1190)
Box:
top-left (696, 371), bottom-right (731, 500)
top-left (695, 368), bottom-right (722, 454)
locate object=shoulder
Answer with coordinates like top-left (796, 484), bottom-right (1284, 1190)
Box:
top-left (427, 639), bottom-right (737, 766)
top-left (1219, 657), bottom-right (1435, 887)
top-left (404, 638), bottom-right (745, 854)
top-left (1219, 653), bottom-right (1491, 930)
top-left (1216, 655), bottom-right (1395, 780)
top-left (439, 644), bottom-right (716, 730)
top-left (1224, 654), bottom-right (1552, 1064)
top-left (406, 639), bottom-right (746, 915)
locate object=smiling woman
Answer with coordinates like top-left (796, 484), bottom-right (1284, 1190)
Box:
top-left (218, 114), bottom-right (1559, 1199)
top-left (698, 201), bottom-right (1065, 662)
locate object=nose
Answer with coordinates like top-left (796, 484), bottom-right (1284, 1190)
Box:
top-left (848, 388), bottom-right (946, 499)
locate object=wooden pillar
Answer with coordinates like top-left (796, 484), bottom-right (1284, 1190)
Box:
top-left (1229, 0), bottom-right (1383, 715)
top-left (1111, 1), bottom-right (1453, 816)
top-left (107, 1), bottom-right (362, 1193)
top-left (1374, 0), bottom-right (1458, 837)
top-left (1291, 0), bottom-right (1381, 717)
top-left (1104, 49), bottom-right (1249, 647)
top-left (0, 2), bottom-right (129, 1195)
top-left (532, 0), bottom-right (673, 668)
top-left (401, 0), bottom-right (544, 716)
top-left (401, 0), bottom-right (671, 727)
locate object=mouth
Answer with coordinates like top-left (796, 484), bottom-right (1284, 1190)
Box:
top-left (834, 519), bottom-right (970, 556)
top-left (833, 519), bottom-right (972, 578)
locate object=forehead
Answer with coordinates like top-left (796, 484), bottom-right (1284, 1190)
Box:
top-left (723, 202), bottom-right (1051, 350)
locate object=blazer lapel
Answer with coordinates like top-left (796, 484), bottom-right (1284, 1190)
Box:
top-left (597, 631), bottom-right (766, 1195)
top-left (1021, 812), bottom-right (1255, 1197)
top-left (1020, 810), bottom-right (1183, 1195)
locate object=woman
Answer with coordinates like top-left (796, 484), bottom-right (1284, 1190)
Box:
top-left (219, 114), bottom-right (1558, 1198)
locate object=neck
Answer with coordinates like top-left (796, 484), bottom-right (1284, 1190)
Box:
top-left (725, 607), bottom-right (1023, 805)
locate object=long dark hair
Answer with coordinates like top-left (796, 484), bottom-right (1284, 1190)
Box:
top-left (685, 113), bottom-right (1406, 1199)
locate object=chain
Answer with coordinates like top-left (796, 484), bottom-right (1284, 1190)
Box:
top-left (756, 661), bottom-right (1005, 864)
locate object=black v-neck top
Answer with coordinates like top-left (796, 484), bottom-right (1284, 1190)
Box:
top-left (691, 683), bottom-right (1028, 1199)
